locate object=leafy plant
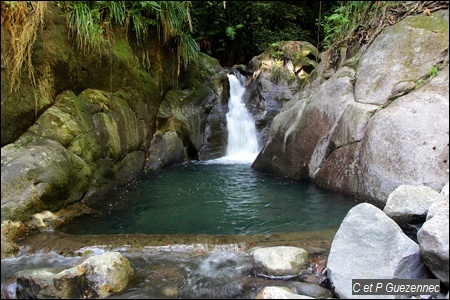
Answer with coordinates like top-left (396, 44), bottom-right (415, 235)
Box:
top-left (66, 1), bottom-right (199, 75)
top-left (155, 1), bottom-right (198, 74)
top-left (428, 66), bottom-right (439, 77)
top-left (269, 50), bottom-right (284, 60)
top-left (190, 1), bottom-right (326, 66)
top-left (67, 2), bottom-right (104, 55)
top-left (320, 1), bottom-right (367, 50)
top-left (225, 23), bottom-right (243, 40)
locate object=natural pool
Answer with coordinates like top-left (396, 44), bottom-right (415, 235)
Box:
top-left (1, 160), bottom-right (362, 299)
top-left (1, 71), bottom-right (362, 298)
top-left (59, 160), bottom-right (361, 236)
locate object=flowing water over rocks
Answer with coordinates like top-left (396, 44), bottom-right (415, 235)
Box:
top-left (225, 72), bottom-right (261, 163)
top-left (2, 230), bottom-right (337, 299)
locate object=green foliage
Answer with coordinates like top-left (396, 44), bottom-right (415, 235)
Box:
top-left (225, 23), bottom-right (243, 40)
top-left (428, 66), bottom-right (439, 77)
top-left (67, 2), bottom-right (104, 54)
top-left (269, 50), bottom-right (284, 60)
top-left (190, 1), bottom-right (331, 66)
top-left (320, 1), bottom-right (367, 50)
top-left (319, 1), bottom-right (410, 53)
top-left (417, 65), bottom-right (441, 88)
top-left (65, 1), bottom-right (199, 72)
top-left (177, 31), bottom-right (200, 73)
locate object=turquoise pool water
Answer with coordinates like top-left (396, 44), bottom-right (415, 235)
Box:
top-left (59, 161), bottom-right (360, 235)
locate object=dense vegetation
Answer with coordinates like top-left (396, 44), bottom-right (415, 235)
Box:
top-left (190, 1), bottom-right (337, 66)
top-left (2, 0), bottom-right (443, 92)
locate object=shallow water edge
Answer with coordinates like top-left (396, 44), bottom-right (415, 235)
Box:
top-left (14, 229), bottom-right (338, 257)
top-left (2, 230), bottom-right (337, 298)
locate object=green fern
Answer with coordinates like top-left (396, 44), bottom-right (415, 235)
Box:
top-left (179, 31), bottom-right (199, 68)
top-left (66, 1), bottom-right (199, 72)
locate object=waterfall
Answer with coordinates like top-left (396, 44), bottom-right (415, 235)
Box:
top-left (223, 72), bottom-right (260, 163)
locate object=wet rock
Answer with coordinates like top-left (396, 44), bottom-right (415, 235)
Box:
top-left (15, 252), bottom-right (133, 299)
top-left (310, 256), bottom-right (327, 275)
top-left (1, 220), bottom-right (28, 258)
top-left (29, 210), bottom-right (59, 231)
top-left (251, 246), bottom-right (309, 278)
top-left (255, 286), bottom-right (314, 299)
top-left (298, 273), bottom-right (328, 287)
top-left (288, 281), bottom-right (334, 298)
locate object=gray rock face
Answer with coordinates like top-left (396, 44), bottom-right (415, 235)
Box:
top-left (15, 252), bottom-right (133, 299)
top-left (251, 246), bottom-right (309, 278)
top-left (252, 11), bottom-right (449, 205)
top-left (154, 52), bottom-right (229, 163)
top-left (356, 65), bottom-right (449, 202)
top-left (246, 41), bottom-right (319, 146)
top-left (327, 203), bottom-right (431, 299)
top-left (427, 182), bottom-right (449, 221)
top-left (252, 66), bottom-right (356, 180)
top-left (199, 97), bottom-right (228, 160)
top-left (383, 185), bottom-right (440, 226)
top-left (146, 131), bottom-right (184, 171)
top-left (355, 14), bottom-right (448, 106)
top-left (417, 186), bottom-right (449, 287)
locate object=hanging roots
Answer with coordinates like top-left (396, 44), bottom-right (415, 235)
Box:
top-left (1, 1), bottom-right (47, 93)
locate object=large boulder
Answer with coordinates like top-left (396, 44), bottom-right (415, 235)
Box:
top-left (1, 137), bottom-right (91, 221)
top-left (15, 252), bottom-right (134, 299)
top-left (383, 185), bottom-right (440, 226)
top-left (252, 66), bottom-right (356, 179)
top-left (327, 203), bottom-right (431, 299)
top-left (417, 183), bottom-right (449, 287)
top-left (1, 89), bottom-right (149, 222)
top-left (356, 63), bottom-right (449, 202)
top-left (252, 10), bottom-right (449, 205)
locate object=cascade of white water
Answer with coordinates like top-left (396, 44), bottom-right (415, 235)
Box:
top-left (224, 72), bottom-right (260, 163)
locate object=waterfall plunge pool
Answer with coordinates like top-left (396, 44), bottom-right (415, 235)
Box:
top-left (1, 72), bottom-right (361, 299)
top-left (3, 161), bottom-right (361, 299)
top-left (59, 161), bottom-right (360, 236)
top-left (59, 72), bottom-right (360, 236)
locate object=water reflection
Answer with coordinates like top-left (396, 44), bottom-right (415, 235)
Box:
top-left (59, 162), bottom-right (360, 236)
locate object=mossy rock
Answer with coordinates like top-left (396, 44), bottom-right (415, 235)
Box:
top-left (1, 136), bottom-right (92, 221)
